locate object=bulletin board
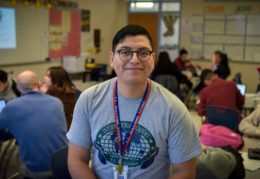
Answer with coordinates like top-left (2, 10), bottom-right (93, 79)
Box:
top-left (189, 13), bottom-right (260, 62)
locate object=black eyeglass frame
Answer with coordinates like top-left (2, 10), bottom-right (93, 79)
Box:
top-left (114, 49), bottom-right (154, 62)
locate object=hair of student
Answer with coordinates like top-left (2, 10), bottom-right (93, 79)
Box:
top-left (213, 50), bottom-right (230, 78)
top-left (16, 71), bottom-right (38, 93)
top-left (48, 66), bottom-right (76, 93)
top-left (200, 69), bottom-right (215, 81)
top-left (0, 69), bottom-right (8, 83)
top-left (112, 24), bottom-right (154, 52)
top-left (154, 51), bottom-right (173, 72)
top-left (179, 48), bottom-right (188, 56)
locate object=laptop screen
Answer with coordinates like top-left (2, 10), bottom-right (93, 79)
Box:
top-left (0, 100), bottom-right (6, 112)
top-left (236, 84), bottom-right (246, 95)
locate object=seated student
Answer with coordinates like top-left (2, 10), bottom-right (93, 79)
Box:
top-left (211, 50), bottom-right (230, 80)
top-left (0, 69), bottom-right (20, 101)
top-left (194, 51), bottom-right (231, 95)
top-left (239, 107), bottom-right (260, 138)
top-left (0, 70), bottom-right (68, 179)
top-left (151, 51), bottom-right (193, 89)
top-left (41, 66), bottom-right (80, 129)
top-left (197, 69), bottom-right (244, 117)
top-left (239, 106), bottom-right (260, 149)
top-left (174, 48), bottom-right (201, 76)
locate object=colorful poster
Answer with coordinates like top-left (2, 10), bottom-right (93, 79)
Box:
top-left (49, 9), bottom-right (80, 59)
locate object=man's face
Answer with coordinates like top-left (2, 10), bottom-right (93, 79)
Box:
top-left (211, 53), bottom-right (221, 65)
top-left (181, 53), bottom-right (188, 62)
top-left (0, 81), bottom-right (7, 93)
top-left (109, 35), bottom-right (155, 85)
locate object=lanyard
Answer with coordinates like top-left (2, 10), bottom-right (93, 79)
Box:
top-left (113, 80), bottom-right (151, 158)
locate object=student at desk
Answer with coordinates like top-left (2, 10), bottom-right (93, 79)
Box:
top-left (0, 69), bottom-right (20, 101)
top-left (0, 70), bottom-right (68, 179)
top-left (197, 69), bottom-right (244, 117)
top-left (211, 50), bottom-right (230, 80)
top-left (41, 66), bottom-right (80, 129)
top-left (239, 107), bottom-right (260, 139)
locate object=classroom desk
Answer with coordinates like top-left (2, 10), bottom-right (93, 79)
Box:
top-left (68, 64), bottom-right (107, 82)
top-left (240, 137), bottom-right (260, 179)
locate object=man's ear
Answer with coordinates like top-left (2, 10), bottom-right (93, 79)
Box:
top-left (152, 52), bottom-right (156, 65)
top-left (109, 51), bottom-right (114, 68)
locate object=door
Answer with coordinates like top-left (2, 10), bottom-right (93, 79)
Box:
top-left (128, 13), bottom-right (158, 53)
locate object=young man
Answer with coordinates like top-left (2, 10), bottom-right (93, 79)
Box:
top-left (0, 70), bottom-right (68, 178)
top-left (67, 25), bottom-right (201, 179)
top-left (197, 69), bottom-right (244, 117)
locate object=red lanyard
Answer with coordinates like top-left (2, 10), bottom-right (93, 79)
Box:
top-left (113, 80), bottom-right (151, 157)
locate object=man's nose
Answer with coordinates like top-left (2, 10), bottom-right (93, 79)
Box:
top-left (130, 51), bottom-right (140, 63)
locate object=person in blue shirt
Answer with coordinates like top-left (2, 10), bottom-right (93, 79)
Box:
top-left (0, 70), bottom-right (68, 178)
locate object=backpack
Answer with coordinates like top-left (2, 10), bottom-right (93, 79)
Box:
top-left (221, 145), bottom-right (246, 179)
top-left (200, 124), bottom-right (243, 149)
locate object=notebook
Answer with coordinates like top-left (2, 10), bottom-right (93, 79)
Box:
top-left (236, 84), bottom-right (246, 95)
top-left (0, 100), bottom-right (6, 112)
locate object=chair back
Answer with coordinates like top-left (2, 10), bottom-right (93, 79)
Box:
top-left (154, 75), bottom-right (184, 100)
top-left (51, 146), bottom-right (72, 179)
top-left (205, 105), bottom-right (240, 131)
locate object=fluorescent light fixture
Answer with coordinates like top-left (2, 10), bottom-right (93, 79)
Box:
top-left (136, 2), bottom-right (154, 8)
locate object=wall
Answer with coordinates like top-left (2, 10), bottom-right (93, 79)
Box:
top-left (181, 0), bottom-right (260, 92)
top-left (0, 0), bottom-right (128, 78)
top-left (1, 0), bottom-right (258, 92)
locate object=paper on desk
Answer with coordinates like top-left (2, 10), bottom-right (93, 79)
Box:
top-left (241, 151), bottom-right (260, 171)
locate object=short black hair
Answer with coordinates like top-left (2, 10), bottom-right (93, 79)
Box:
top-left (112, 24), bottom-right (153, 52)
top-left (0, 69), bottom-right (8, 83)
top-left (200, 69), bottom-right (214, 81)
top-left (179, 48), bottom-right (188, 56)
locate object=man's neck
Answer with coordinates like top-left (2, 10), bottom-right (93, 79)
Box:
top-left (117, 79), bottom-right (149, 99)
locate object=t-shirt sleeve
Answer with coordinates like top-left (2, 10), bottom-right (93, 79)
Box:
top-left (168, 104), bottom-right (202, 164)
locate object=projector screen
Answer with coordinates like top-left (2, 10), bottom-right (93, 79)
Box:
top-left (0, 5), bottom-right (48, 65)
top-left (0, 7), bottom-right (16, 49)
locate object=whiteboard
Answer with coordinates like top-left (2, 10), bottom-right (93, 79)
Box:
top-left (247, 15), bottom-right (260, 36)
top-left (190, 13), bottom-right (260, 62)
top-left (0, 5), bottom-right (48, 65)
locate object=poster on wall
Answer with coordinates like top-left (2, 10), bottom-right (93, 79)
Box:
top-left (49, 9), bottom-right (80, 59)
top-left (159, 13), bottom-right (180, 48)
top-left (81, 9), bottom-right (90, 32)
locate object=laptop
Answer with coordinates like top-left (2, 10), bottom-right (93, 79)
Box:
top-left (236, 84), bottom-right (247, 96)
top-left (0, 100), bottom-right (6, 112)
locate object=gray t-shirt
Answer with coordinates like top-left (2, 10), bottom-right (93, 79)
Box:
top-left (67, 78), bottom-right (201, 179)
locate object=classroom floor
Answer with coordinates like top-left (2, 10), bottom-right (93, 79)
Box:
top-left (0, 80), bottom-right (259, 179)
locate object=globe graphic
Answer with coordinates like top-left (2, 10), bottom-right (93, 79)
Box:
top-left (94, 121), bottom-right (158, 167)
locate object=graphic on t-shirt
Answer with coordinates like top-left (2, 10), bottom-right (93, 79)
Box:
top-left (94, 122), bottom-right (159, 169)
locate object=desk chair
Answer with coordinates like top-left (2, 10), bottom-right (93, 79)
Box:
top-left (154, 75), bottom-right (184, 101)
top-left (205, 105), bottom-right (241, 131)
top-left (51, 146), bottom-right (72, 179)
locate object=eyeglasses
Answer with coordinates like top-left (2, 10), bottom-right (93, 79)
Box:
top-left (115, 49), bottom-right (154, 62)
